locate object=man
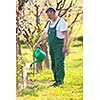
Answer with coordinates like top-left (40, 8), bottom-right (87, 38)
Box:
top-left (34, 7), bottom-right (69, 86)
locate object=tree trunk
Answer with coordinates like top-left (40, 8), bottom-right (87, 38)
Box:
top-left (44, 54), bottom-right (50, 69)
top-left (34, 4), bottom-right (40, 26)
top-left (36, 62), bottom-right (42, 73)
top-left (42, 43), bottom-right (50, 69)
top-left (16, 35), bottom-right (21, 55)
top-left (35, 43), bottom-right (50, 73)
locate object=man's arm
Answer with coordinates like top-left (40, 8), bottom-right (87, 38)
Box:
top-left (62, 30), bottom-right (69, 54)
top-left (34, 32), bottom-right (48, 49)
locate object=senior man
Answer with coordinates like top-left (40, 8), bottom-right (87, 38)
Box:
top-left (34, 7), bottom-right (69, 86)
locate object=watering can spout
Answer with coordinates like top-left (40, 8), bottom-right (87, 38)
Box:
top-left (30, 59), bottom-right (38, 67)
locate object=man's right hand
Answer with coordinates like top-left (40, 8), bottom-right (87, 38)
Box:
top-left (34, 32), bottom-right (48, 49)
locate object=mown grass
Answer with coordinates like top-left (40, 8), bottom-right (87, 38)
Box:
top-left (17, 39), bottom-right (83, 100)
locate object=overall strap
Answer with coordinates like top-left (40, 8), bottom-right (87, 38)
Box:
top-left (47, 18), bottom-right (61, 33)
top-left (47, 21), bottom-right (51, 34)
top-left (48, 18), bottom-right (61, 29)
top-left (54, 18), bottom-right (61, 28)
top-left (48, 21), bottom-right (51, 30)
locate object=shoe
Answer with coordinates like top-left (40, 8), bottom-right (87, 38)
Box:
top-left (51, 82), bottom-right (64, 87)
top-left (50, 82), bottom-right (57, 87)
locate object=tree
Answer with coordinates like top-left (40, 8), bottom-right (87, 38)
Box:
top-left (16, 0), bottom-right (50, 76)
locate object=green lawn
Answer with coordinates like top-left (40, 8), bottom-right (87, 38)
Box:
top-left (17, 40), bottom-right (83, 100)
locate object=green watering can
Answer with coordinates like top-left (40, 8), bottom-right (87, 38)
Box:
top-left (30, 47), bottom-right (46, 67)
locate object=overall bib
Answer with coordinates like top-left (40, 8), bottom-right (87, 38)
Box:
top-left (48, 19), bottom-right (65, 85)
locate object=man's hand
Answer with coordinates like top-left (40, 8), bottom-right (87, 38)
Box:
top-left (62, 45), bottom-right (69, 55)
top-left (62, 30), bottom-right (69, 54)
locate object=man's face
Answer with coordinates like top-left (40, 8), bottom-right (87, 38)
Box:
top-left (46, 12), bottom-right (55, 19)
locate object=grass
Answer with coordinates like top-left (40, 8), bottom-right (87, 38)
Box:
top-left (17, 39), bottom-right (83, 100)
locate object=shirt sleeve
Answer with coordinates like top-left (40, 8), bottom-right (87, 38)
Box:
top-left (58, 19), bottom-right (68, 32)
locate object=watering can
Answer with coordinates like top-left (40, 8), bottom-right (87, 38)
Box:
top-left (30, 47), bottom-right (46, 67)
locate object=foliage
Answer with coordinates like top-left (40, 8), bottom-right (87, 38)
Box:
top-left (16, 54), bottom-right (25, 88)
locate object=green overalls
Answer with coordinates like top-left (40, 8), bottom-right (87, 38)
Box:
top-left (47, 19), bottom-right (65, 85)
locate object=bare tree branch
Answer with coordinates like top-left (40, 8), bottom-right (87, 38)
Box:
top-left (72, 0), bottom-right (77, 7)
top-left (18, 0), bottom-right (28, 10)
top-left (22, 29), bottom-right (33, 50)
top-left (57, 0), bottom-right (66, 15)
top-left (38, 0), bottom-right (48, 16)
top-left (59, 0), bottom-right (79, 17)
top-left (56, 0), bottom-right (62, 10)
top-left (68, 11), bottom-right (83, 28)
top-left (59, 0), bottom-right (73, 17)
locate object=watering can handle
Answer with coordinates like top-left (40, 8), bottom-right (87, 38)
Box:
top-left (34, 46), bottom-right (42, 50)
top-left (34, 46), bottom-right (42, 54)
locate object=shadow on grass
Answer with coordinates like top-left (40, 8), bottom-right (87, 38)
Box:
top-left (77, 36), bottom-right (83, 42)
top-left (73, 43), bottom-right (83, 47)
top-left (17, 81), bottom-right (53, 97)
top-left (72, 36), bottom-right (83, 47)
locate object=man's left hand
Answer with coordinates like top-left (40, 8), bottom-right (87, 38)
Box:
top-left (62, 45), bottom-right (69, 54)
